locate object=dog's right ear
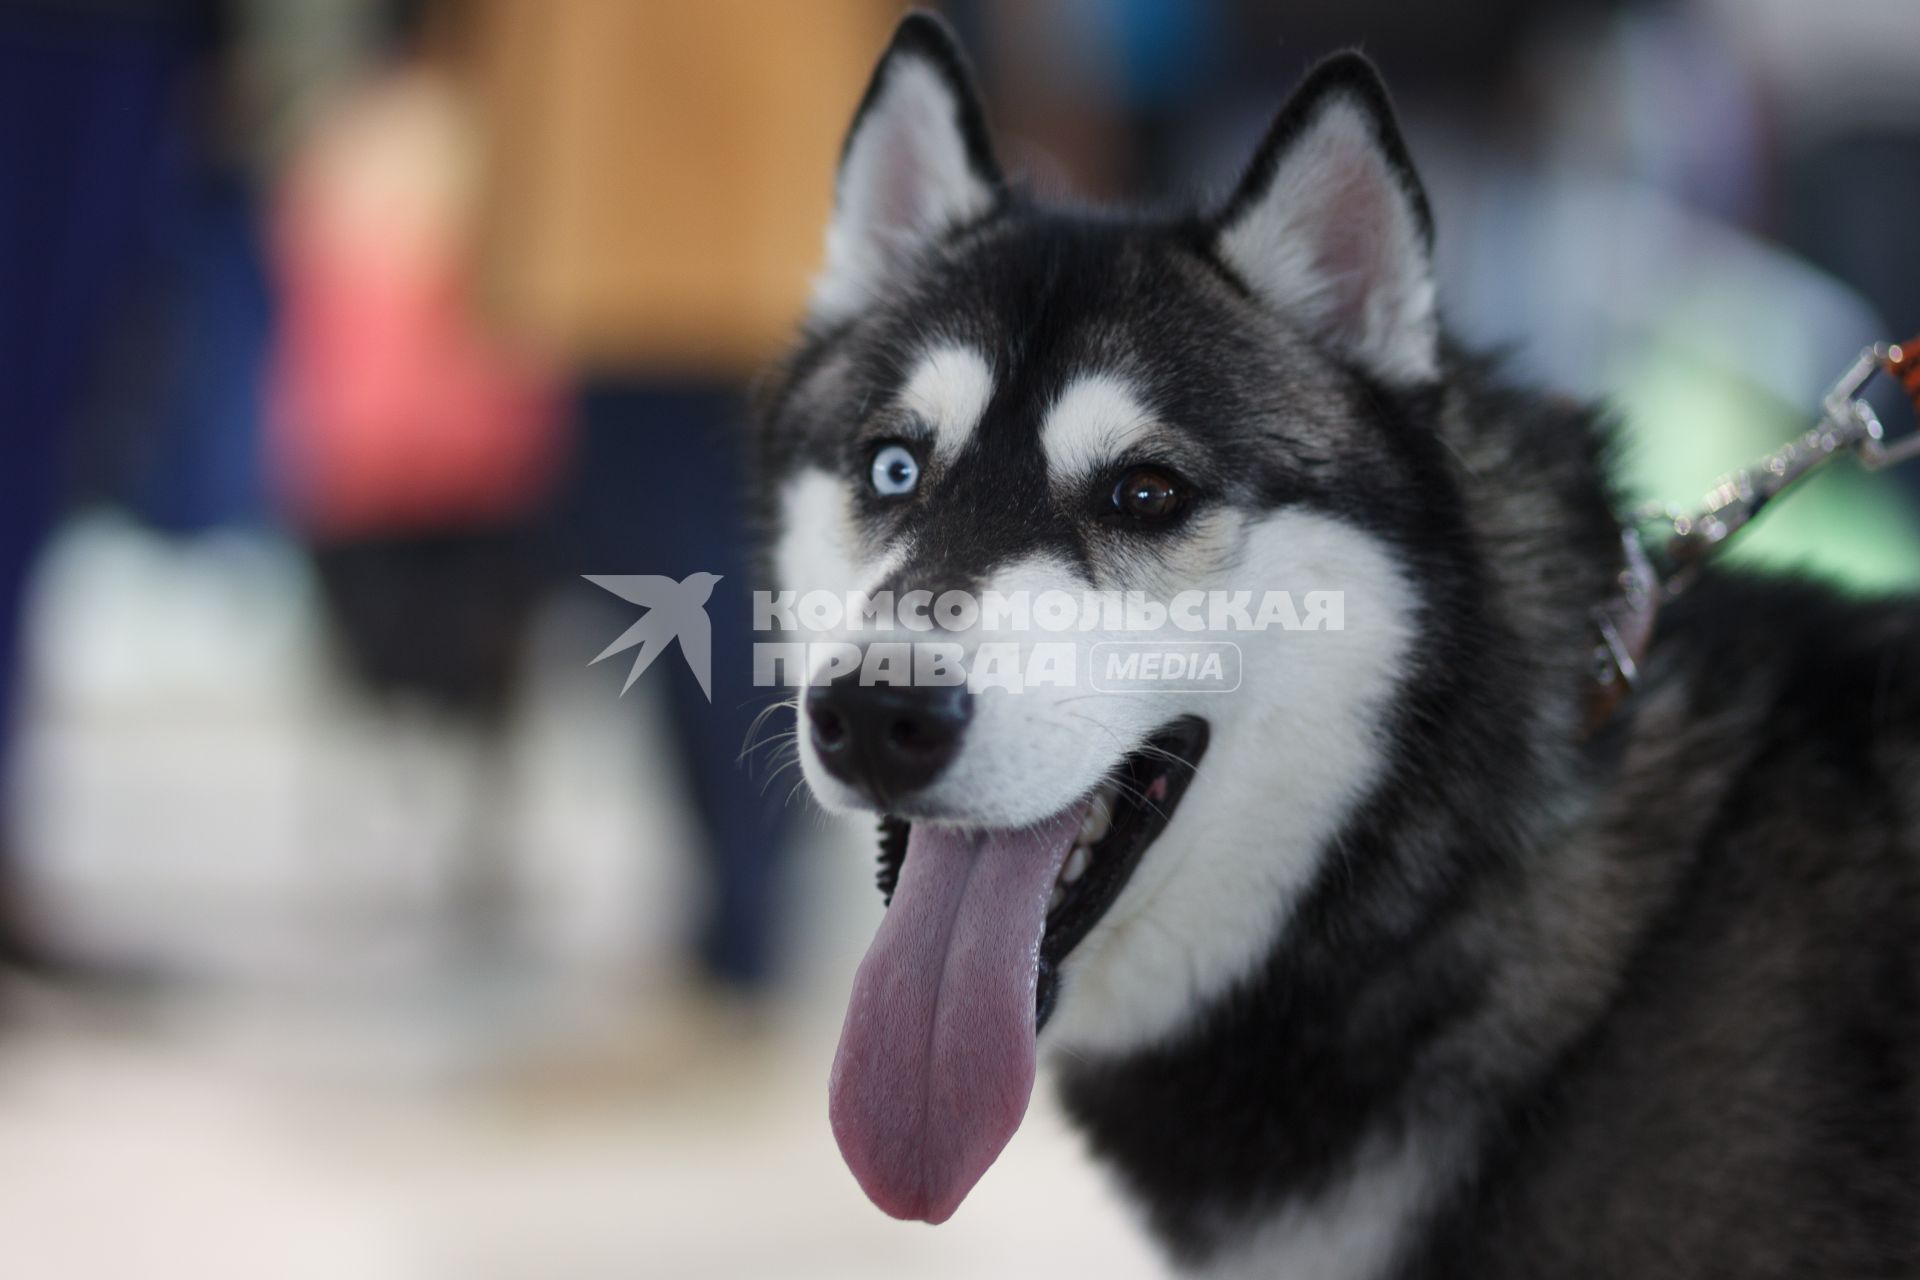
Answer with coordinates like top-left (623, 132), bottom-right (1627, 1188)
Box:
top-left (812, 12), bottom-right (1002, 323)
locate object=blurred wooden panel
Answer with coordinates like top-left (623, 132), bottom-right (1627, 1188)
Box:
top-left (468, 0), bottom-right (899, 375)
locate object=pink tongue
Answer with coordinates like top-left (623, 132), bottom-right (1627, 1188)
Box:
top-left (829, 805), bottom-right (1085, 1223)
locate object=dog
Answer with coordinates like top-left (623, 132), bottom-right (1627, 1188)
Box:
top-left (751, 14), bottom-right (1920, 1277)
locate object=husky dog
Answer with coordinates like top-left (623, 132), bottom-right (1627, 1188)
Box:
top-left (753, 14), bottom-right (1920, 1277)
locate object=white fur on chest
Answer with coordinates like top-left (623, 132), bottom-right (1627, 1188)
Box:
top-left (1192, 1131), bottom-right (1453, 1280)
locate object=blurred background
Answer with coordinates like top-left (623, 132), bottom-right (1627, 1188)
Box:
top-left (1, 0), bottom-right (1917, 1275)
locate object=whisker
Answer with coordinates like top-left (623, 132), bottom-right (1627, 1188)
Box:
top-left (737, 696), bottom-right (801, 764)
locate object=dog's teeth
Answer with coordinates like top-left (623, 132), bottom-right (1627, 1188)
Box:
top-left (1079, 793), bottom-right (1113, 845)
top-left (1048, 884), bottom-right (1066, 913)
top-left (1062, 844), bottom-right (1091, 884)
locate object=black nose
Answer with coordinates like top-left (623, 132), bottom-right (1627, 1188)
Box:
top-left (806, 672), bottom-right (972, 803)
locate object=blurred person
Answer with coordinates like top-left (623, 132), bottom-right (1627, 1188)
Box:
top-left (0, 1), bottom-right (222, 972)
top-left (264, 3), bottom-right (567, 949)
top-left (460, 0), bottom-right (899, 989)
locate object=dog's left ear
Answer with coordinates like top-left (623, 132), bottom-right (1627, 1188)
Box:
top-left (1211, 53), bottom-right (1437, 386)
top-left (813, 13), bottom-right (1003, 323)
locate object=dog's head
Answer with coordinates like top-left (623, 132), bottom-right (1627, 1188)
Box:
top-left (758, 13), bottom-right (1467, 1223)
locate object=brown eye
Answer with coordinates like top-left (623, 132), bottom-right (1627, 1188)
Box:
top-left (1111, 466), bottom-right (1185, 522)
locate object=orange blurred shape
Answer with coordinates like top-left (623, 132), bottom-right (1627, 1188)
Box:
top-left (1889, 336), bottom-right (1920, 409)
top-left (464, 0), bottom-right (899, 374)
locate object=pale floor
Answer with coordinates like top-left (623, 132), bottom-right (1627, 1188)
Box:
top-left (0, 986), bottom-right (1162, 1280)
top-left (0, 517), bottom-right (1166, 1280)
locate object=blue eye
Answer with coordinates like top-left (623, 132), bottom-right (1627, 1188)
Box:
top-left (869, 443), bottom-right (920, 497)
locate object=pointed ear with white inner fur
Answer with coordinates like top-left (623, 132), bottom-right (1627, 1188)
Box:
top-left (813, 13), bottom-right (1003, 323)
top-left (1212, 53), bottom-right (1438, 386)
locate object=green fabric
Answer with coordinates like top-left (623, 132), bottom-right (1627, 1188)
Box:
top-left (1613, 346), bottom-right (1920, 594)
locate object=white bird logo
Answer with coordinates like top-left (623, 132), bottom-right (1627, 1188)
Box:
top-left (584, 572), bottom-right (722, 700)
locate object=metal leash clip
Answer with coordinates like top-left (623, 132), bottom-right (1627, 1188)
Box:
top-left (1642, 338), bottom-right (1920, 591)
top-left (1842, 339), bottom-right (1920, 471)
top-left (1584, 336), bottom-right (1920, 734)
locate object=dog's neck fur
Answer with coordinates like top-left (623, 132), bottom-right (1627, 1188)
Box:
top-left (1055, 352), bottom-right (1672, 1274)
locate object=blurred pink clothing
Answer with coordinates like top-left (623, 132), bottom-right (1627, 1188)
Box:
top-left (267, 71), bottom-right (565, 538)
